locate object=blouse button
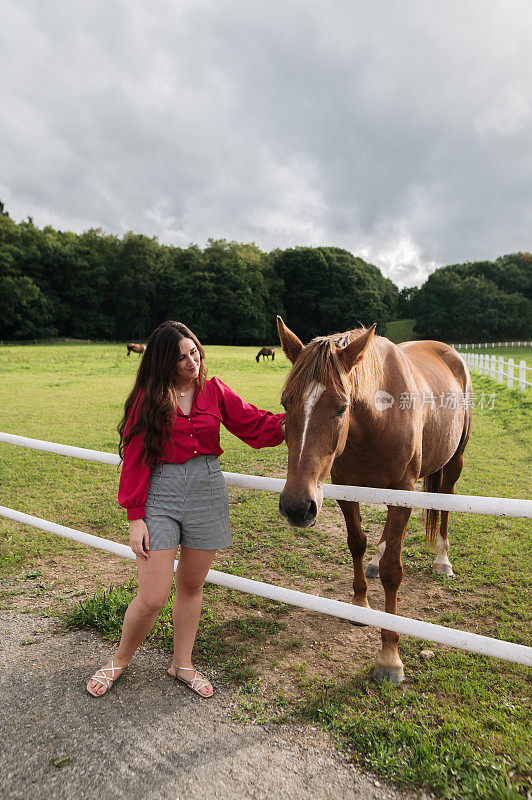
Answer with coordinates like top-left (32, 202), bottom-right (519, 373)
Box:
top-left (193, 450), bottom-right (197, 454)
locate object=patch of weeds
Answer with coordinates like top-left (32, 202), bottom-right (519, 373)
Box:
top-left (19, 570), bottom-right (43, 581)
top-left (64, 582), bottom-right (136, 639)
top-left (232, 684), bottom-right (270, 724)
top-left (231, 698), bottom-right (270, 724)
top-left (0, 588), bottom-right (26, 598)
top-left (50, 757), bottom-right (73, 769)
top-left (283, 638), bottom-right (304, 651)
top-left (274, 691), bottom-right (289, 708)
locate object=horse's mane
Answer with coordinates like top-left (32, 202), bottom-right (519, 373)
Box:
top-left (282, 327), bottom-right (384, 406)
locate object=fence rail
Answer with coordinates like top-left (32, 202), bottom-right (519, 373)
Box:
top-left (2, 432), bottom-right (531, 518)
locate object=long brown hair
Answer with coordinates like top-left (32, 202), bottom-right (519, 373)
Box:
top-left (118, 321), bottom-right (207, 469)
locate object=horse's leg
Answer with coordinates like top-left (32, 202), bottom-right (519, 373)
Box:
top-left (374, 505), bottom-right (412, 684)
top-left (432, 452), bottom-right (464, 576)
top-left (365, 527), bottom-right (387, 579)
top-left (338, 500), bottom-right (369, 611)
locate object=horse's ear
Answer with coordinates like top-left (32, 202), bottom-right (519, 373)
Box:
top-left (277, 316), bottom-right (304, 363)
top-left (337, 324), bottom-right (377, 373)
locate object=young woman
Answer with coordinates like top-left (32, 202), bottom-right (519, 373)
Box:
top-left (87, 321), bottom-right (285, 699)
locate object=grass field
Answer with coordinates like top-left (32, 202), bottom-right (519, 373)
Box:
top-left (1, 342), bottom-right (531, 799)
top-left (383, 318), bottom-right (416, 343)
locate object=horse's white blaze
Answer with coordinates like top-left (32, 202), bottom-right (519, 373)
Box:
top-left (299, 382), bottom-right (325, 461)
top-left (368, 540), bottom-right (386, 568)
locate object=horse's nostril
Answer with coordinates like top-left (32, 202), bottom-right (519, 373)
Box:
top-left (279, 494), bottom-right (317, 527)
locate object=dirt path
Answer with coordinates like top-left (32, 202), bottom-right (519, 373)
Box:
top-left (0, 612), bottom-right (428, 800)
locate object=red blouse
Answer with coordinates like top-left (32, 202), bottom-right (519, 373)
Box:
top-left (118, 376), bottom-right (285, 520)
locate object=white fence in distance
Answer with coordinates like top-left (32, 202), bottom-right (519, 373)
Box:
top-left (1, 431), bottom-right (532, 668)
top-left (453, 341), bottom-right (532, 349)
top-left (461, 352), bottom-right (532, 391)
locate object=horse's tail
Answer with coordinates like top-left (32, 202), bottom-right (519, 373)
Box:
top-left (423, 468), bottom-right (443, 548)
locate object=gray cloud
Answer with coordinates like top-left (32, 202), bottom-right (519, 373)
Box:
top-left (1, 0), bottom-right (531, 286)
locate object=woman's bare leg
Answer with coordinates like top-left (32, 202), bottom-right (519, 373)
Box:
top-left (168, 546), bottom-right (217, 696)
top-left (88, 548), bottom-right (177, 695)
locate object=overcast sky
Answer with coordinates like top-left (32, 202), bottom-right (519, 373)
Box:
top-left (1, 0), bottom-right (531, 287)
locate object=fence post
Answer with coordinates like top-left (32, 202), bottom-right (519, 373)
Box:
top-left (485, 354), bottom-right (491, 376)
top-left (519, 360), bottom-right (526, 391)
top-left (479, 354), bottom-right (484, 374)
top-left (498, 356), bottom-right (504, 383)
top-left (490, 355), bottom-right (496, 379)
top-left (507, 358), bottom-right (514, 389)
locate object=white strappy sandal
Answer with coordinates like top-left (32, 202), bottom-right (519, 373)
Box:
top-left (168, 664), bottom-right (213, 698)
top-left (86, 660), bottom-right (127, 697)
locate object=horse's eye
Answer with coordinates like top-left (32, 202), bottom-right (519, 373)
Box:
top-left (335, 404), bottom-right (348, 417)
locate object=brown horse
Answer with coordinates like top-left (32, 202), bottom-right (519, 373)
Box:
top-left (277, 316), bottom-right (472, 683)
top-left (127, 343), bottom-right (146, 357)
top-left (256, 347), bottom-right (276, 362)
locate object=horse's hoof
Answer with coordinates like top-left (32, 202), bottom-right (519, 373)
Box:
top-left (365, 564), bottom-right (380, 578)
top-left (373, 664), bottom-right (405, 685)
top-left (433, 563), bottom-right (454, 577)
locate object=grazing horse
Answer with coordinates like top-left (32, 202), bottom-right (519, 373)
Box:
top-left (256, 346), bottom-right (276, 362)
top-left (276, 316), bottom-right (472, 684)
top-left (127, 343), bottom-right (146, 357)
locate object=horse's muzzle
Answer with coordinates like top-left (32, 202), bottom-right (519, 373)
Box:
top-left (278, 494), bottom-right (317, 528)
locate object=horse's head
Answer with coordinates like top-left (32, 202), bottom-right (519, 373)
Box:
top-left (277, 316), bottom-right (376, 527)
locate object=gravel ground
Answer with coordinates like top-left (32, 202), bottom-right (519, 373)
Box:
top-left (0, 612), bottom-right (429, 800)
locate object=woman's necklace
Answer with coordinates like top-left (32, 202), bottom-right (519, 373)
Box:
top-left (178, 382), bottom-right (194, 398)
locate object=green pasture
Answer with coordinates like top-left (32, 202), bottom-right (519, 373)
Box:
top-left (0, 342), bottom-right (531, 799)
top-left (383, 318), bottom-right (416, 343)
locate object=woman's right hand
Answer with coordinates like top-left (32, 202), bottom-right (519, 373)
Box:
top-left (129, 518), bottom-right (150, 560)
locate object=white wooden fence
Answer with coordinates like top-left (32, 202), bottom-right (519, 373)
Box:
top-left (453, 341), bottom-right (532, 349)
top-left (461, 352), bottom-right (532, 391)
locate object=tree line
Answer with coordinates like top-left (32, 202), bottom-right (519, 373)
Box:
top-left (1, 201), bottom-right (529, 344)
top-left (0, 203), bottom-right (398, 343)
top-left (398, 254), bottom-right (532, 341)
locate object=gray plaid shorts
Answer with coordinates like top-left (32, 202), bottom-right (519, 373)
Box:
top-left (143, 455), bottom-right (231, 551)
